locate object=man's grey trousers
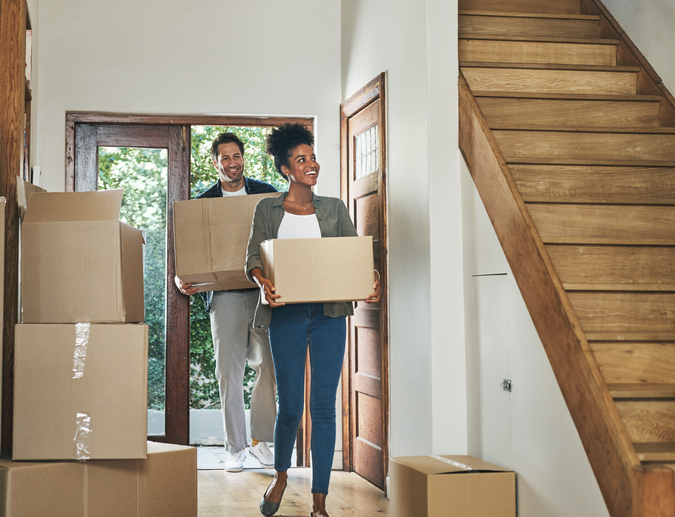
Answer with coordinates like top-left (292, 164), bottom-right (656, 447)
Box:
top-left (210, 289), bottom-right (276, 453)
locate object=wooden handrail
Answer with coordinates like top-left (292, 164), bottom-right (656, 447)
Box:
top-left (458, 70), bottom-right (639, 517)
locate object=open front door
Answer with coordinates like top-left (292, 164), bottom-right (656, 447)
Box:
top-left (341, 73), bottom-right (389, 490)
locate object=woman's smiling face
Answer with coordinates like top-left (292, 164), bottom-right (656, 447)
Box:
top-left (282, 144), bottom-right (320, 186)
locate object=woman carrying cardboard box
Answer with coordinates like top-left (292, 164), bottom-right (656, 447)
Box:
top-left (245, 123), bottom-right (380, 517)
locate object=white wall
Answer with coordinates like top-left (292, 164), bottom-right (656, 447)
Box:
top-left (34, 0), bottom-right (342, 196)
top-left (341, 0), bottom-right (467, 458)
top-left (601, 0), bottom-right (675, 94)
top-left (461, 159), bottom-right (610, 516)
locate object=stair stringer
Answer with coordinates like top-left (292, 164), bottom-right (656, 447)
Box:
top-left (459, 71), bottom-right (644, 517)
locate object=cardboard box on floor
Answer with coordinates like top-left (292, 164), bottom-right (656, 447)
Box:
top-left (260, 236), bottom-right (374, 303)
top-left (173, 192), bottom-right (278, 292)
top-left (390, 455), bottom-right (516, 517)
top-left (0, 442), bottom-right (197, 517)
top-left (13, 323), bottom-right (149, 461)
top-left (20, 189), bottom-right (145, 323)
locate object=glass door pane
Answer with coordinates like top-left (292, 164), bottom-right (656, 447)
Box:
top-left (98, 146), bottom-right (168, 435)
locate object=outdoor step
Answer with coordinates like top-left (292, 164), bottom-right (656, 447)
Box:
top-left (546, 245), bottom-right (675, 288)
top-left (494, 130), bottom-right (675, 164)
top-left (459, 0), bottom-right (580, 15)
top-left (635, 443), bottom-right (675, 463)
top-left (460, 39), bottom-right (617, 67)
top-left (615, 399), bottom-right (675, 443)
top-left (610, 384), bottom-right (675, 399)
top-left (461, 63), bottom-right (638, 95)
top-left (511, 165), bottom-right (675, 204)
top-left (528, 203), bottom-right (675, 245)
top-left (592, 342), bottom-right (675, 384)
top-left (459, 12), bottom-right (600, 40)
top-left (478, 97), bottom-right (660, 129)
top-left (568, 291), bottom-right (675, 336)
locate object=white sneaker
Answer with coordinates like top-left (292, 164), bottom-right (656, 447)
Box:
top-left (249, 442), bottom-right (274, 469)
top-left (224, 449), bottom-right (246, 472)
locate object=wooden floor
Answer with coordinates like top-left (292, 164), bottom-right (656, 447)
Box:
top-left (198, 467), bottom-right (390, 516)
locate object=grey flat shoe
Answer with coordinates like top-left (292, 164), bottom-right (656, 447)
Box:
top-left (259, 483), bottom-right (286, 516)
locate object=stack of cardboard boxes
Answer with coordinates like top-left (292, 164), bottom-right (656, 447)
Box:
top-left (1, 187), bottom-right (197, 516)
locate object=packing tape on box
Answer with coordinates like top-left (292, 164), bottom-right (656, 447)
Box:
top-left (431, 455), bottom-right (476, 471)
top-left (74, 412), bottom-right (92, 461)
top-left (73, 323), bottom-right (91, 380)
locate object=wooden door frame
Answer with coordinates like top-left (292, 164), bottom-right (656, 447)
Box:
top-left (65, 113), bottom-right (314, 457)
top-left (65, 117), bottom-right (190, 445)
top-left (340, 73), bottom-right (389, 480)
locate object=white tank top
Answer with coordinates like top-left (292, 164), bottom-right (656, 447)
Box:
top-left (277, 212), bottom-right (321, 239)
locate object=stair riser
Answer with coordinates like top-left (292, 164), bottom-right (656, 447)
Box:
top-left (592, 343), bottom-right (675, 384)
top-left (495, 131), bottom-right (675, 163)
top-left (479, 98), bottom-right (659, 129)
top-left (511, 165), bottom-right (675, 204)
top-left (568, 292), bottom-right (675, 334)
top-left (547, 246), bottom-right (675, 287)
top-left (459, 15), bottom-right (599, 40)
top-left (460, 40), bottom-right (616, 66)
top-left (615, 401), bottom-right (675, 443)
top-left (463, 67), bottom-right (637, 95)
top-left (459, 0), bottom-right (580, 14)
top-left (529, 204), bottom-right (675, 245)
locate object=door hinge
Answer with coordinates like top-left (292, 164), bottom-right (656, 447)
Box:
top-left (501, 379), bottom-right (512, 392)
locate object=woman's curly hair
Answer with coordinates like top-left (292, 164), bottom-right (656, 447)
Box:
top-left (266, 123), bottom-right (314, 179)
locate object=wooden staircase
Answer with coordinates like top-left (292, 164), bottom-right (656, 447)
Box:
top-left (458, 0), bottom-right (675, 516)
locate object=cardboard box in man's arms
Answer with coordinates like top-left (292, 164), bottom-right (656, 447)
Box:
top-left (173, 193), bottom-right (278, 292)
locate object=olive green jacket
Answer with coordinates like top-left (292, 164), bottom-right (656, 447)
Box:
top-left (245, 192), bottom-right (358, 329)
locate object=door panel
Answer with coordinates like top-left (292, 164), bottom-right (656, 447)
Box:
top-left (341, 73), bottom-right (389, 490)
top-left (70, 122), bottom-right (190, 445)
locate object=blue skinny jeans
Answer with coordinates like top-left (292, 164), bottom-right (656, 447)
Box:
top-left (268, 303), bottom-right (346, 495)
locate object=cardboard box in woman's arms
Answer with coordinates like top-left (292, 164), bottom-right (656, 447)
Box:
top-left (260, 236), bottom-right (374, 303)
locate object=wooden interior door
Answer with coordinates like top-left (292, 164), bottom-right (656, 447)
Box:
top-left (341, 73), bottom-right (389, 490)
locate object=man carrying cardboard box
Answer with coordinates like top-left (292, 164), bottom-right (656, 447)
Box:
top-left (175, 132), bottom-right (277, 472)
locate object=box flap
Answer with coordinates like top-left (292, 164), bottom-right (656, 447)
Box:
top-left (23, 189), bottom-right (123, 223)
top-left (392, 455), bottom-right (512, 475)
top-left (16, 175), bottom-right (46, 221)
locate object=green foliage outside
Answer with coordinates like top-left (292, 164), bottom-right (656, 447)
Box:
top-left (98, 126), bottom-right (285, 412)
top-left (189, 126), bottom-right (285, 409)
top-left (98, 147), bottom-right (168, 410)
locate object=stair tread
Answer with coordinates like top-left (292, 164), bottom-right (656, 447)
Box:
top-left (508, 158), bottom-right (675, 167)
top-left (459, 10), bottom-right (600, 21)
top-left (635, 443), bottom-right (675, 463)
top-left (564, 283), bottom-right (675, 292)
top-left (461, 61), bottom-right (640, 72)
top-left (494, 126), bottom-right (675, 134)
top-left (474, 91), bottom-right (662, 102)
top-left (460, 35), bottom-right (619, 45)
top-left (609, 384), bottom-right (675, 399)
top-left (587, 332), bottom-right (675, 342)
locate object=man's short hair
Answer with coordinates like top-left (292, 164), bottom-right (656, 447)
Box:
top-left (210, 132), bottom-right (245, 161)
